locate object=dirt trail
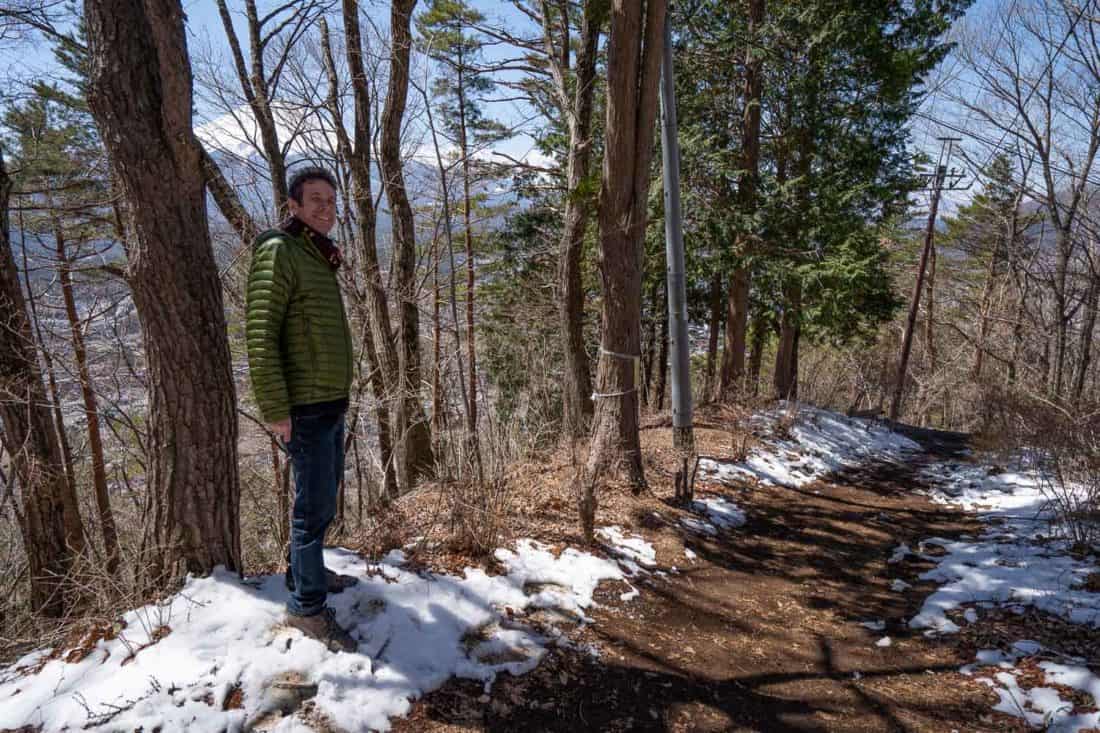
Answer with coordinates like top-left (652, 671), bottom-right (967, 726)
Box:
top-left (394, 426), bottom-right (1059, 732)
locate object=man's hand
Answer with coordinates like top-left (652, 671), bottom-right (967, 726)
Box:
top-left (269, 418), bottom-right (291, 444)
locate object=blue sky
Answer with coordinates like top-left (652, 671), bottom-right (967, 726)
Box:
top-left (0, 0), bottom-right (1005, 204)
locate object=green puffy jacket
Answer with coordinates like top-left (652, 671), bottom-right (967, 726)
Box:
top-left (245, 228), bottom-right (353, 423)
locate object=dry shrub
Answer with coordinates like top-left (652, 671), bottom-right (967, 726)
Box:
top-left (442, 474), bottom-right (512, 557)
top-left (985, 388), bottom-right (1100, 550)
top-left (0, 545), bottom-right (189, 667)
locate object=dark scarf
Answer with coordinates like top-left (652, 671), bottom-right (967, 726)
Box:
top-left (281, 216), bottom-right (342, 271)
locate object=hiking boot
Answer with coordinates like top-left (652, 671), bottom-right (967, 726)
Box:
top-left (286, 607), bottom-right (358, 653)
top-left (284, 567), bottom-right (358, 594)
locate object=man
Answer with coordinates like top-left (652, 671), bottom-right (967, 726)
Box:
top-left (246, 167), bottom-right (358, 653)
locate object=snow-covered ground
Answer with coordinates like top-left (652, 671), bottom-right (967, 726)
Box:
top-left (680, 495), bottom-right (747, 536)
top-left (913, 460), bottom-right (1100, 732)
top-left (700, 403), bottom-right (921, 489)
top-left (0, 529), bottom-right (657, 732)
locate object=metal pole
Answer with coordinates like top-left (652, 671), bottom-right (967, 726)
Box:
top-left (660, 16), bottom-right (694, 455)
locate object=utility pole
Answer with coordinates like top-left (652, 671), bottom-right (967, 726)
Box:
top-left (660, 15), bottom-right (695, 499)
top-left (889, 137), bottom-right (969, 423)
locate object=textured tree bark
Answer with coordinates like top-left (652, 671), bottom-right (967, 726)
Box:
top-left (56, 222), bottom-right (121, 575)
top-left (322, 8), bottom-right (399, 500)
top-left (85, 0), bottom-right (241, 584)
top-left (555, 1), bottom-right (601, 439)
top-left (580, 0), bottom-right (668, 541)
top-left (718, 0), bottom-right (765, 401)
top-left (381, 0), bottom-right (434, 486)
top-left (0, 150), bottom-right (87, 616)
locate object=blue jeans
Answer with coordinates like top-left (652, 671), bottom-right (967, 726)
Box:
top-left (286, 399), bottom-right (346, 617)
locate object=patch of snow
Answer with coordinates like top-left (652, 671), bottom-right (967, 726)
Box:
top-left (918, 462), bottom-right (1046, 514)
top-left (692, 496), bottom-right (747, 529)
top-left (860, 620), bottom-right (886, 631)
top-left (916, 459), bottom-right (1100, 729)
top-left (680, 494), bottom-right (747, 536)
top-left (0, 539), bottom-right (636, 732)
top-left (973, 660), bottom-right (1100, 733)
top-left (684, 548), bottom-right (697, 562)
top-left (699, 404), bottom-right (921, 489)
top-left (596, 526), bottom-right (657, 572)
top-left (680, 516), bottom-right (718, 536)
top-left (875, 637), bottom-right (892, 647)
top-left (909, 463), bottom-right (1100, 635)
top-left (891, 579), bottom-right (911, 592)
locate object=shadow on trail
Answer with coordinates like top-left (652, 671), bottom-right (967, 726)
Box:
top-left (400, 425), bottom-right (1000, 732)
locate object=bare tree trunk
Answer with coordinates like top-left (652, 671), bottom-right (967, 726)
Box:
top-left (0, 150), bottom-right (87, 616)
top-left (1053, 231), bottom-right (1071, 397)
top-left (417, 76), bottom-right (472, 463)
top-left (972, 236), bottom-right (1000, 381)
top-left (580, 0), bottom-right (668, 541)
top-left (56, 222), bottom-right (121, 575)
top-left (19, 219), bottom-right (78, 509)
top-left (1073, 270), bottom-right (1099, 401)
top-left (553, 0), bottom-right (602, 439)
top-left (86, 0), bottom-right (241, 584)
top-left (748, 312), bottom-right (766, 396)
top-left (200, 147), bottom-right (259, 244)
top-left (718, 0), bottom-right (765, 400)
top-left (322, 8), bottom-right (399, 500)
top-left (432, 231), bottom-right (443, 441)
top-left (1008, 271), bottom-right (1031, 386)
top-left (381, 0), bottom-right (435, 486)
top-left (655, 286), bottom-right (669, 410)
top-left (704, 272), bottom-right (722, 400)
top-left (456, 61), bottom-right (483, 475)
top-left (789, 318), bottom-right (801, 400)
top-left (641, 278), bottom-right (660, 408)
top-left (773, 280), bottom-right (801, 400)
top-left (214, 0), bottom-right (288, 213)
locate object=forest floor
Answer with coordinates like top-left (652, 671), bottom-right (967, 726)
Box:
top-left (393, 417), bottom-right (1100, 733)
top-left (1, 405), bottom-right (1097, 732)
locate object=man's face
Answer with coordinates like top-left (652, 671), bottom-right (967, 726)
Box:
top-left (289, 178), bottom-right (337, 236)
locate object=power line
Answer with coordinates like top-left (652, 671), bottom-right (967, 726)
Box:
top-left (913, 110), bottom-right (1100, 189)
top-left (962, 0), bottom-right (1090, 183)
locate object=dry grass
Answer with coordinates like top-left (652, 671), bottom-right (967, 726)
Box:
top-left (343, 405), bottom-right (759, 578)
